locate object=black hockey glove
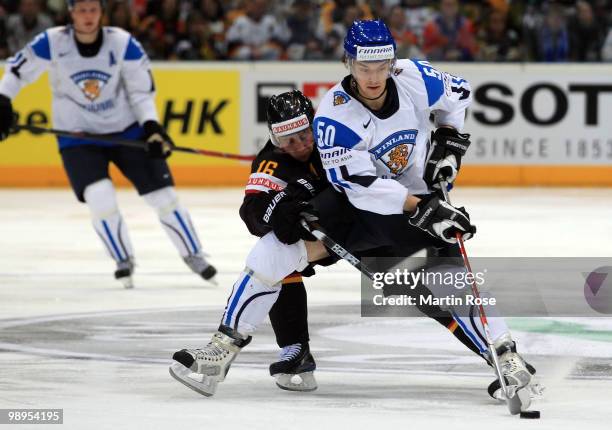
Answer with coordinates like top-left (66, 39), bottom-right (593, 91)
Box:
top-left (408, 193), bottom-right (476, 243)
top-left (264, 190), bottom-right (318, 245)
top-left (424, 127), bottom-right (471, 189)
top-left (0, 94), bottom-right (15, 141)
top-left (143, 120), bottom-right (173, 158)
top-left (284, 176), bottom-right (318, 201)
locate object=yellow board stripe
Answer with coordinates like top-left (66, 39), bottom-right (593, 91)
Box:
top-left (447, 320), bottom-right (459, 333)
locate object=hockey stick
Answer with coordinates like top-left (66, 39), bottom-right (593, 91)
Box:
top-left (300, 219), bottom-right (377, 280)
top-left (439, 180), bottom-right (525, 415)
top-left (14, 123), bottom-right (256, 161)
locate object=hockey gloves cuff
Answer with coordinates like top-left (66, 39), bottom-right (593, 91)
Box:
top-left (424, 127), bottom-right (470, 189)
top-left (0, 94), bottom-right (15, 141)
top-left (408, 193), bottom-right (476, 243)
top-left (143, 120), bottom-right (173, 158)
top-left (266, 190), bottom-right (319, 245)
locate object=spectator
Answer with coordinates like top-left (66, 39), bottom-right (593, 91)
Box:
top-left (601, 27), bottom-right (612, 61)
top-left (107, 0), bottom-right (138, 32)
top-left (285, 0), bottom-right (323, 60)
top-left (0, 13), bottom-right (8, 59)
top-left (6, 0), bottom-right (53, 54)
top-left (526, 3), bottom-right (569, 62)
top-left (175, 10), bottom-right (219, 59)
top-left (476, 9), bottom-right (522, 61)
top-left (387, 4), bottom-right (424, 59)
top-left (318, 0), bottom-right (373, 37)
top-left (401, 0), bottom-right (435, 43)
top-left (226, 0), bottom-right (289, 60)
top-left (319, 3), bottom-right (362, 60)
top-left (139, 0), bottom-right (185, 59)
top-left (568, 0), bottom-right (605, 61)
top-left (422, 0), bottom-right (478, 61)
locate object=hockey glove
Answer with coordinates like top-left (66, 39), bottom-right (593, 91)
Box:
top-left (265, 191), bottom-right (318, 245)
top-left (424, 127), bottom-right (471, 189)
top-left (0, 94), bottom-right (15, 141)
top-left (143, 120), bottom-right (173, 158)
top-left (408, 193), bottom-right (476, 244)
top-left (284, 176), bottom-right (319, 201)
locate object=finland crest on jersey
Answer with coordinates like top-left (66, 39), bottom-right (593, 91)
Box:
top-left (369, 129), bottom-right (417, 176)
top-left (70, 70), bottom-right (111, 101)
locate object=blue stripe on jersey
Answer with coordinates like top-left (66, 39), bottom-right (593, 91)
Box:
top-left (410, 60), bottom-right (444, 107)
top-left (102, 220), bottom-right (124, 261)
top-left (328, 167), bottom-right (351, 189)
top-left (224, 274), bottom-right (251, 326)
top-left (30, 32), bottom-right (51, 60)
top-left (124, 37), bottom-right (144, 60)
top-left (173, 210), bottom-right (199, 254)
top-left (313, 116), bottom-right (362, 150)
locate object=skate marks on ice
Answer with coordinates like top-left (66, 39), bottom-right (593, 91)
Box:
top-left (0, 305), bottom-right (610, 381)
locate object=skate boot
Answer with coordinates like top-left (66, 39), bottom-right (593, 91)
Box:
top-left (183, 254), bottom-right (217, 283)
top-left (487, 334), bottom-right (544, 401)
top-left (169, 325), bottom-right (251, 397)
top-left (269, 342), bottom-right (317, 392)
top-left (114, 258), bottom-right (134, 289)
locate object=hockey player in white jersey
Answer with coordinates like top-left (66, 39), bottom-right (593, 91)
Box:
top-left (0, 0), bottom-right (216, 288)
top-left (169, 20), bottom-right (539, 402)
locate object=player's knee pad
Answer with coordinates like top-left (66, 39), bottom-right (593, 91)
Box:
top-left (83, 179), bottom-right (133, 261)
top-left (142, 186), bottom-right (178, 215)
top-left (83, 178), bottom-right (119, 217)
top-left (143, 186), bottom-right (202, 256)
top-left (245, 232), bottom-right (309, 285)
top-left (222, 269), bottom-right (282, 335)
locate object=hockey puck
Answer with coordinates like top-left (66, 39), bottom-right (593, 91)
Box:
top-left (520, 410), bottom-right (541, 419)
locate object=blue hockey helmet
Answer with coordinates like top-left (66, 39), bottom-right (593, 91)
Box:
top-left (343, 20), bottom-right (396, 62)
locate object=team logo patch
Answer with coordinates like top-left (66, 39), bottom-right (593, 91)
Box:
top-left (70, 70), bottom-right (111, 101)
top-left (369, 130), bottom-right (418, 176)
top-left (333, 91), bottom-right (350, 106)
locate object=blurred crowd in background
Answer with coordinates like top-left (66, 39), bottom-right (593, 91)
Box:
top-left (1, 0), bottom-right (612, 62)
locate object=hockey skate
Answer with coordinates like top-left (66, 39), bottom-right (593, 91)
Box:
top-left (269, 343), bottom-right (317, 392)
top-left (169, 325), bottom-right (251, 397)
top-left (114, 258), bottom-right (134, 289)
top-left (183, 254), bottom-right (217, 284)
top-left (487, 334), bottom-right (544, 404)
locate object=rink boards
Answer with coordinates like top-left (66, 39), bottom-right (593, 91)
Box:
top-left (1, 62), bottom-right (612, 186)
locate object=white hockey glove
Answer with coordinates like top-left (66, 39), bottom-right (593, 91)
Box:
top-left (424, 128), bottom-right (471, 189)
top-left (408, 194), bottom-right (476, 243)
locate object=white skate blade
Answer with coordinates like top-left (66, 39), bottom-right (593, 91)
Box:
top-left (206, 276), bottom-right (218, 286)
top-left (274, 372), bottom-right (317, 392)
top-left (119, 277), bottom-right (133, 289)
top-left (169, 362), bottom-right (218, 397)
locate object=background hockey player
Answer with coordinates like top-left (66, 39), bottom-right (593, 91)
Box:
top-left (0, 0), bottom-right (216, 288)
top-left (168, 20), bottom-right (539, 402)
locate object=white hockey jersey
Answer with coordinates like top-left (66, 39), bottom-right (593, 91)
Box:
top-left (313, 58), bottom-right (472, 215)
top-left (0, 26), bottom-right (158, 137)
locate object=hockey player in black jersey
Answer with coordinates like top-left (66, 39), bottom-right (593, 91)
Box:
top-left (238, 90), bottom-right (329, 391)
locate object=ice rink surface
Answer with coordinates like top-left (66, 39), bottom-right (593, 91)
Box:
top-left (1, 187), bottom-right (611, 430)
